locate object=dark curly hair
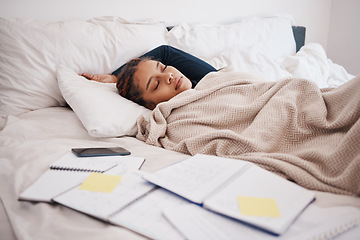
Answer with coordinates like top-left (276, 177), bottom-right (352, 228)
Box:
top-left (116, 57), bottom-right (155, 109)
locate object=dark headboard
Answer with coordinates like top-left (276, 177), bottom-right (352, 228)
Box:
top-left (167, 25), bottom-right (306, 53)
top-left (292, 26), bottom-right (306, 52)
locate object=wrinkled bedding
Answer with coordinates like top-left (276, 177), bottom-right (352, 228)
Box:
top-left (137, 71), bottom-right (360, 196)
top-left (207, 43), bottom-right (354, 88)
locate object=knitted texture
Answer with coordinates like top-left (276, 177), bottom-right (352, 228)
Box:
top-left (137, 71), bottom-right (360, 195)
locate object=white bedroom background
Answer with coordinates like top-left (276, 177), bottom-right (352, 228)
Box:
top-left (0, 0), bottom-right (358, 75)
top-left (327, 0), bottom-right (360, 75)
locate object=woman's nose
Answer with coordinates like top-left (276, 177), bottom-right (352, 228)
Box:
top-left (162, 72), bottom-right (173, 83)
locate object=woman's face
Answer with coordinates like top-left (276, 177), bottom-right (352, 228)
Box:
top-left (134, 60), bottom-right (192, 109)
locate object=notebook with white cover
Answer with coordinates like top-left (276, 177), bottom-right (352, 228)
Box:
top-left (49, 152), bottom-right (124, 172)
top-left (143, 154), bottom-right (315, 235)
top-left (19, 151), bottom-right (144, 202)
top-left (18, 170), bottom-right (91, 202)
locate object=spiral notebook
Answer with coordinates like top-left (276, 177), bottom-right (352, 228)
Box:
top-left (18, 151), bottom-right (145, 202)
top-left (143, 154), bottom-right (315, 235)
top-left (49, 151), bottom-right (124, 172)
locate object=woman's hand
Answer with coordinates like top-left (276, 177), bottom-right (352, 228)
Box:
top-left (80, 73), bottom-right (117, 83)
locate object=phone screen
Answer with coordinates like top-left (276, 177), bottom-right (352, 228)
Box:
top-left (71, 147), bottom-right (131, 157)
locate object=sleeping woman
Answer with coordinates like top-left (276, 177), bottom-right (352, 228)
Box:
top-left (81, 45), bottom-right (216, 109)
top-left (82, 45), bottom-right (360, 197)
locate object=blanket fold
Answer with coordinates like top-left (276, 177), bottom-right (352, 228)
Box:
top-left (137, 71), bottom-right (360, 196)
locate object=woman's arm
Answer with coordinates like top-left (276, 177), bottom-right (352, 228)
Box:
top-left (85, 45), bottom-right (216, 85)
top-left (112, 45), bottom-right (216, 87)
top-left (80, 73), bottom-right (117, 83)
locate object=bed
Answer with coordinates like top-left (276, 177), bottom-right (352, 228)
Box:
top-left (1, 15), bottom-right (359, 240)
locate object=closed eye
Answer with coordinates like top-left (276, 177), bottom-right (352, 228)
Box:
top-left (162, 64), bottom-right (168, 72)
top-left (154, 81), bottom-right (159, 90)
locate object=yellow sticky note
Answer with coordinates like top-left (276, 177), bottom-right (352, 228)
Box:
top-left (237, 196), bottom-right (281, 217)
top-left (79, 173), bottom-right (122, 193)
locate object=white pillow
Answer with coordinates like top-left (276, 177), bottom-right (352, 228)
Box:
top-left (57, 65), bottom-right (151, 137)
top-left (167, 15), bottom-right (296, 62)
top-left (0, 16), bottom-right (167, 118)
top-left (207, 47), bottom-right (292, 82)
top-left (281, 43), bottom-right (354, 88)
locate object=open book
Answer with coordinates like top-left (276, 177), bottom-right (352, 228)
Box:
top-left (53, 171), bottom-right (187, 240)
top-left (18, 151), bottom-right (144, 202)
top-left (143, 154), bottom-right (315, 235)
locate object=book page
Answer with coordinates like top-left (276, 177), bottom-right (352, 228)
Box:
top-left (143, 154), bottom-right (250, 204)
top-left (104, 156), bottom-right (144, 174)
top-left (203, 165), bottom-right (315, 234)
top-left (164, 203), bottom-right (360, 240)
top-left (53, 171), bottom-right (154, 221)
top-left (164, 203), bottom-right (270, 240)
top-left (18, 170), bottom-right (90, 202)
top-left (109, 188), bottom-right (186, 240)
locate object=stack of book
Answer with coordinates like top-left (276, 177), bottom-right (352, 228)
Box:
top-left (19, 152), bottom-right (360, 240)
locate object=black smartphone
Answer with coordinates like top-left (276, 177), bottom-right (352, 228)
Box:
top-left (71, 147), bottom-right (131, 157)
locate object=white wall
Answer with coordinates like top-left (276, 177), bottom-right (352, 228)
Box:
top-left (327, 0), bottom-right (360, 75)
top-left (0, 0), bottom-right (357, 74)
top-left (0, 0), bottom-right (331, 45)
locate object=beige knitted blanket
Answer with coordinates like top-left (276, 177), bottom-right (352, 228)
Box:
top-left (137, 71), bottom-right (360, 196)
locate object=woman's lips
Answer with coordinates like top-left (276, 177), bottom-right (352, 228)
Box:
top-left (175, 76), bottom-right (183, 90)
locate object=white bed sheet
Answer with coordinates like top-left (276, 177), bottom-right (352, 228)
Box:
top-left (1, 107), bottom-right (359, 240)
top-left (206, 42), bottom-right (355, 89)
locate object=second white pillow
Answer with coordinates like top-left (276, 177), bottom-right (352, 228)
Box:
top-left (57, 65), bottom-right (151, 138)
